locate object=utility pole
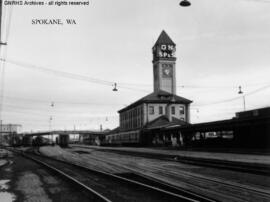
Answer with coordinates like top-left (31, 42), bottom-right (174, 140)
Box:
top-left (0, 0), bottom-right (2, 37)
top-left (0, 2), bottom-right (10, 146)
top-left (0, 1), bottom-right (6, 46)
top-left (0, 0), bottom-right (3, 145)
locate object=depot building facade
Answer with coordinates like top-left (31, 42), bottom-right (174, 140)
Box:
top-left (106, 31), bottom-right (192, 145)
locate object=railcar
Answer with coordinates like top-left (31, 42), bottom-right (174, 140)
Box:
top-left (58, 134), bottom-right (69, 147)
top-left (22, 136), bottom-right (33, 147)
top-left (104, 130), bottom-right (141, 145)
top-left (32, 136), bottom-right (51, 147)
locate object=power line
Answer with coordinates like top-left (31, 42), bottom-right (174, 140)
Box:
top-left (193, 84), bottom-right (270, 107)
top-left (3, 103), bottom-right (118, 115)
top-left (244, 0), bottom-right (270, 3)
top-left (0, 83), bottom-right (269, 111)
top-left (1, 94), bottom-right (125, 106)
top-left (0, 58), bottom-right (113, 85)
top-left (0, 57), bottom-right (151, 93)
top-left (1, 58), bottom-right (269, 92)
top-left (2, 84), bottom-right (269, 116)
top-left (244, 84), bottom-right (270, 96)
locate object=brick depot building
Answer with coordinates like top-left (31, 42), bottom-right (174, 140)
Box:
top-left (106, 31), bottom-right (192, 146)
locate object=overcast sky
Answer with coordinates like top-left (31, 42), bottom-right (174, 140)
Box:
top-left (0, 0), bottom-right (270, 132)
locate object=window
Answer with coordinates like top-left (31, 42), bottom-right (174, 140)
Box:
top-left (171, 106), bottom-right (175, 115)
top-left (179, 106), bottom-right (185, 115)
top-left (159, 106), bottom-right (163, 115)
top-left (149, 106), bottom-right (154, 115)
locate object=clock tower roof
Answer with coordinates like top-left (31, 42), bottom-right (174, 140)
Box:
top-left (154, 30), bottom-right (175, 47)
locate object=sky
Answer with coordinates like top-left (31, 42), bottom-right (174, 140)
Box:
top-left (0, 0), bottom-right (270, 132)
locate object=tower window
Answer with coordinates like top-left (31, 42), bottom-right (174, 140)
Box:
top-left (171, 106), bottom-right (175, 115)
top-left (179, 106), bottom-right (185, 115)
top-left (159, 106), bottom-right (163, 115)
top-left (149, 106), bottom-right (154, 115)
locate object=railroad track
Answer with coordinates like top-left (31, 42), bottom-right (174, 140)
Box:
top-left (73, 145), bottom-right (270, 176)
top-left (8, 147), bottom-right (216, 202)
top-left (70, 145), bottom-right (270, 202)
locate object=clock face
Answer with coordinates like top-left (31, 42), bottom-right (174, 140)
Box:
top-left (162, 64), bottom-right (173, 78)
top-left (155, 44), bottom-right (175, 58)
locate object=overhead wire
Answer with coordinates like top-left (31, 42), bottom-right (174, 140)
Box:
top-left (2, 57), bottom-right (270, 95)
top-left (0, 57), bottom-right (152, 93)
top-left (193, 83), bottom-right (270, 107)
top-left (0, 56), bottom-right (268, 112)
top-left (0, 76), bottom-right (268, 111)
top-left (0, 58), bottom-right (113, 85)
top-left (1, 94), bottom-right (125, 106)
top-left (244, 0), bottom-right (270, 3)
top-left (3, 103), bottom-right (118, 115)
top-left (2, 83), bottom-right (269, 116)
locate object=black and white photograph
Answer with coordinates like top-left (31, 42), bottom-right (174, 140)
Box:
top-left (0, 0), bottom-right (270, 201)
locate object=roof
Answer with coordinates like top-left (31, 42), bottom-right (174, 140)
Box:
top-left (144, 115), bottom-right (189, 130)
top-left (107, 127), bottom-right (120, 135)
top-left (162, 112), bottom-right (270, 133)
top-left (235, 106), bottom-right (270, 119)
top-left (154, 30), bottom-right (175, 47)
top-left (118, 90), bottom-right (192, 113)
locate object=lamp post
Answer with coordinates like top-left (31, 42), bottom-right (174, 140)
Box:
top-left (238, 86), bottom-right (246, 111)
top-left (112, 83), bottom-right (118, 91)
top-left (50, 102), bottom-right (54, 144)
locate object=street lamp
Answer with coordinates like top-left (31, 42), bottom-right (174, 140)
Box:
top-left (238, 86), bottom-right (246, 111)
top-left (50, 102), bottom-right (54, 144)
top-left (179, 0), bottom-right (191, 7)
top-left (112, 83), bottom-right (118, 91)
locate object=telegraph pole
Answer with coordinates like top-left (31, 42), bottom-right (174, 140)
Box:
top-left (0, 1), bottom-right (7, 145)
top-left (0, 0), bottom-right (2, 36)
top-left (0, 1), bottom-right (11, 146)
top-left (0, 0), bottom-right (3, 145)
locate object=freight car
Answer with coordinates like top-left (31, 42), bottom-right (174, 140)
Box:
top-left (32, 136), bottom-right (51, 147)
top-left (58, 134), bottom-right (69, 147)
top-left (22, 136), bottom-right (33, 147)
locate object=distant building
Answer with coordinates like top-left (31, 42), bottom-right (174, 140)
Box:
top-left (0, 123), bottom-right (22, 135)
top-left (107, 31), bottom-right (192, 145)
top-left (0, 123), bottom-right (22, 145)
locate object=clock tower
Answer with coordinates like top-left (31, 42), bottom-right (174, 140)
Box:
top-left (152, 30), bottom-right (176, 94)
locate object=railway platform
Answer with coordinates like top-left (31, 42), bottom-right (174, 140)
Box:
top-left (71, 144), bottom-right (270, 172)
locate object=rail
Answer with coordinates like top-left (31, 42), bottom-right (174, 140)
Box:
top-left (8, 147), bottom-right (216, 202)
